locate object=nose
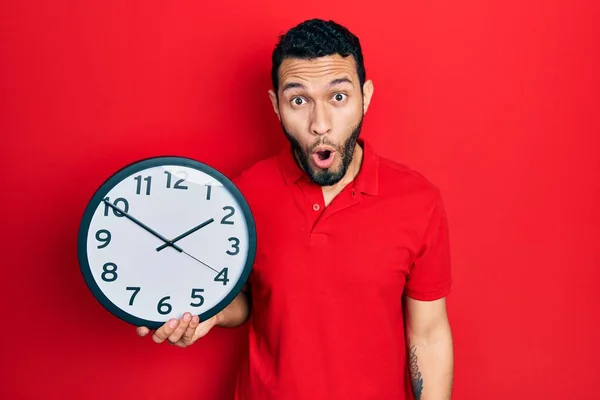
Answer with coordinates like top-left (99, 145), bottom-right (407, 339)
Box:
top-left (310, 101), bottom-right (332, 136)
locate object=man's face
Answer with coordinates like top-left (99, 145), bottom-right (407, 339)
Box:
top-left (269, 55), bottom-right (373, 186)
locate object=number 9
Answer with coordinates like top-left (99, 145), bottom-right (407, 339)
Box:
top-left (96, 229), bottom-right (111, 249)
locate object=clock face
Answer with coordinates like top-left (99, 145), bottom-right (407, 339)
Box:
top-left (77, 157), bottom-right (256, 330)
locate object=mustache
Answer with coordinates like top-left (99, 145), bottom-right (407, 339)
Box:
top-left (307, 137), bottom-right (341, 152)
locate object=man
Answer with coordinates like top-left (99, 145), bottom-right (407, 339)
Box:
top-left (137, 18), bottom-right (454, 400)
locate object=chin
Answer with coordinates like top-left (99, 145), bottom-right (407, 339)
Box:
top-left (308, 162), bottom-right (346, 186)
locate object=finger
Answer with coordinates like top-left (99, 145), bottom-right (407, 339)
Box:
top-left (181, 315), bottom-right (200, 345)
top-left (137, 326), bottom-right (150, 337)
top-left (152, 319), bottom-right (179, 344)
top-left (167, 313), bottom-right (192, 344)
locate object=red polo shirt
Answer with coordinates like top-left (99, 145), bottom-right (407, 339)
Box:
top-left (232, 138), bottom-right (452, 400)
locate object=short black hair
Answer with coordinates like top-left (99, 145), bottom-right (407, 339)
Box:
top-left (271, 19), bottom-right (366, 94)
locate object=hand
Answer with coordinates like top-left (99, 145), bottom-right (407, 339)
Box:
top-left (103, 199), bottom-right (183, 252)
top-left (136, 312), bottom-right (219, 348)
top-left (156, 218), bottom-right (215, 252)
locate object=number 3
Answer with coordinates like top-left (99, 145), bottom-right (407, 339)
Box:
top-left (227, 237), bottom-right (240, 255)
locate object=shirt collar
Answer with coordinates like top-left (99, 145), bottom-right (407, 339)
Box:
top-left (277, 137), bottom-right (379, 196)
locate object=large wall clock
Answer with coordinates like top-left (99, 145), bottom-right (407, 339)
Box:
top-left (77, 156), bottom-right (256, 330)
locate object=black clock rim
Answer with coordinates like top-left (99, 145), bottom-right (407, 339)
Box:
top-left (77, 155), bottom-right (257, 330)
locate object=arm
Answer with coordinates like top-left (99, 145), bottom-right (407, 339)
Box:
top-left (215, 285), bottom-right (252, 328)
top-left (405, 296), bottom-right (454, 400)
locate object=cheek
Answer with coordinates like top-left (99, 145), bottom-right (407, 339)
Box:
top-left (281, 108), bottom-right (310, 136)
top-left (332, 102), bottom-right (362, 130)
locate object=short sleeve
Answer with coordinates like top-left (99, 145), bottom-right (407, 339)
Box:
top-left (405, 193), bottom-right (452, 301)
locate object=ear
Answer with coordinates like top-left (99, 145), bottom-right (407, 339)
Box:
top-left (268, 89), bottom-right (281, 121)
top-left (361, 80), bottom-right (374, 115)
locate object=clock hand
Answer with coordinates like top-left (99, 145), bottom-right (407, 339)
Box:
top-left (102, 199), bottom-right (183, 252)
top-left (156, 218), bottom-right (215, 252)
top-left (179, 250), bottom-right (220, 274)
top-left (103, 200), bottom-right (221, 276)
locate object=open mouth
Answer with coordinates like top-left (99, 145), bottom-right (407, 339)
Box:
top-left (312, 148), bottom-right (336, 169)
top-left (316, 150), bottom-right (332, 160)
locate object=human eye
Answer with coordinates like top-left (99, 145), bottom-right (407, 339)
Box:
top-left (332, 93), bottom-right (347, 102)
top-left (290, 96), bottom-right (307, 107)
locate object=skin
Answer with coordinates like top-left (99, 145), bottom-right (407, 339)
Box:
top-left (136, 54), bottom-right (453, 400)
top-left (405, 297), bottom-right (454, 399)
top-left (268, 54), bottom-right (374, 205)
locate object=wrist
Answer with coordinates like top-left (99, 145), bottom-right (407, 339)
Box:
top-left (213, 310), bottom-right (226, 327)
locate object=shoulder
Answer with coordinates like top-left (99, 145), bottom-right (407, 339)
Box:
top-left (229, 153), bottom-right (282, 194)
top-left (375, 155), bottom-right (449, 231)
top-left (377, 155), bottom-right (442, 201)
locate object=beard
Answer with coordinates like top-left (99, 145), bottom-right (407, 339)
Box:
top-left (282, 116), bottom-right (363, 186)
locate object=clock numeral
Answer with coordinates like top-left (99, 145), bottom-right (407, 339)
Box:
top-left (134, 175), bottom-right (152, 195)
top-left (101, 262), bottom-right (118, 282)
top-left (227, 237), bottom-right (240, 255)
top-left (221, 206), bottom-right (235, 225)
top-left (126, 287), bottom-right (141, 306)
top-left (103, 197), bottom-right (129, 217)
top-left (157, 296), bottom-right (172, 315)
top-left (164, 170), bottom-right (188, 190)
top-left (95, 229), bottom-right (111, 249)
top-left (190, 288), bottom-right (205, 307)
top-left (206, 185), bottom-right (212, 200)
top-left (214, 268), bottom-right (230, 286)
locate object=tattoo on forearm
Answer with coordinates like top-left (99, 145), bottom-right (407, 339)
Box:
top-left (409, 345), bottom-right (424, 400)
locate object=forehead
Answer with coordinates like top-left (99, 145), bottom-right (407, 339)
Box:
top-left (278, 54), bottom-right (358, 89)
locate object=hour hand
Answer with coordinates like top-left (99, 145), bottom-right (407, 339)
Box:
top-left (102, 199), bottom-right (183, 252)
top-left (156, 218), bottom-right (215, 252)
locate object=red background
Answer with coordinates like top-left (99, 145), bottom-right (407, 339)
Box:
top-left (1, 1), bottom-right (599, 399)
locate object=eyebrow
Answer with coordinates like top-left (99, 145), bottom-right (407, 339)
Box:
top-left (281, 77), bottom-right (354, 93)
top-left (327, 77), bottom-right (353, 87)
top-left (281, 82), bottom-right (306, 93)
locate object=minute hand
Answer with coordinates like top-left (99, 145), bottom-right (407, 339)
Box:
top-left (103, 199), bottom-right (183, 252)
top-left (156, 218), bottom-right (215, 252)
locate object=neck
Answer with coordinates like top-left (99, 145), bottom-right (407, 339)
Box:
top-left (321, 143), bottom-right (363, 204)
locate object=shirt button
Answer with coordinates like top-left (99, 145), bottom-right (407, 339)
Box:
top-left (313, 204), bottom-right (320, 211)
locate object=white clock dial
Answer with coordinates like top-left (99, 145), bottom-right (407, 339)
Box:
top-left (78, 158), bottom-right (256, 329)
